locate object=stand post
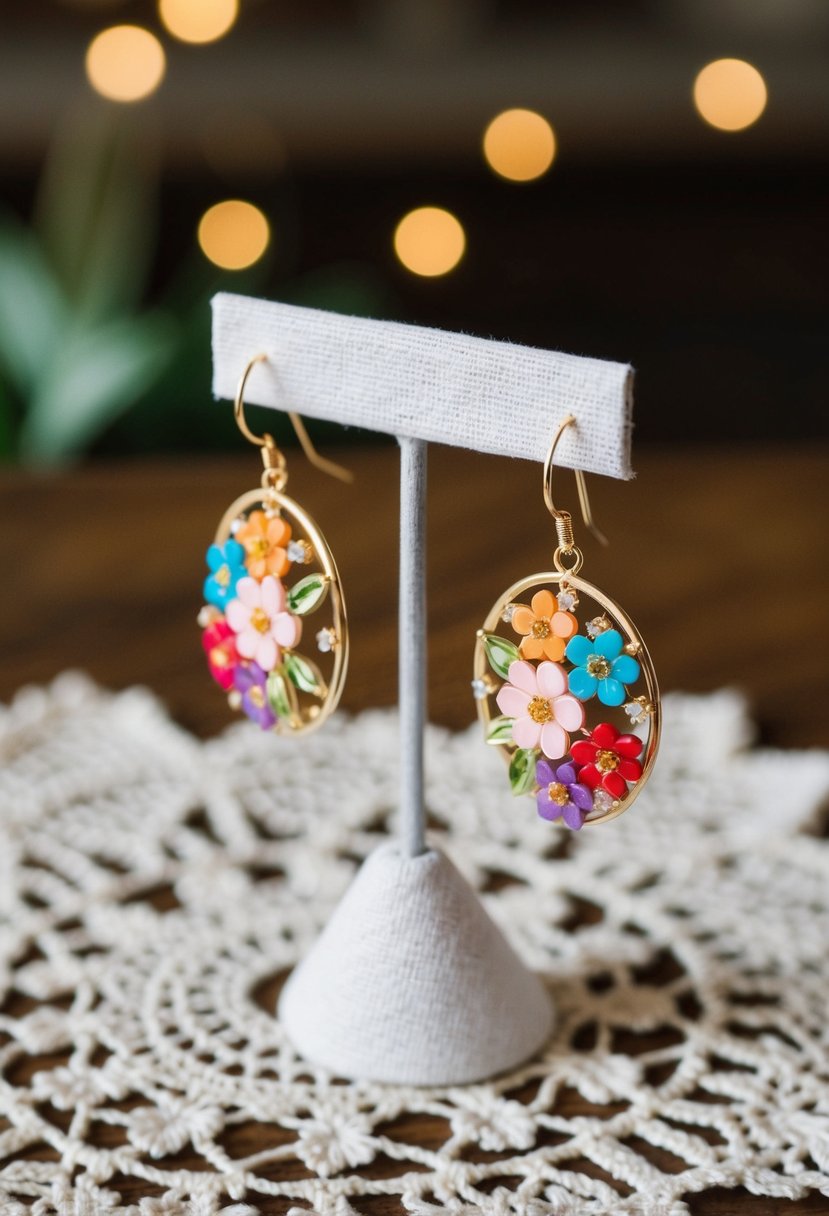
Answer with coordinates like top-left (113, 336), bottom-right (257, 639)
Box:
top-left (398, 437), bottom-right (427, 858)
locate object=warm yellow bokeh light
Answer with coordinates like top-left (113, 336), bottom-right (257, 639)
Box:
top-left (693, 58), bottom-right (767, 131)
top-left (483, 108), bottom-right (556, 181)
top-left (198, 200), bottom-right (270, 270)
top-left (158, 0), bottom-right (238, 45)
top-left (393, 207), bottom-right (466, 278)
top-left (85, 25), bottom-right (166, 103)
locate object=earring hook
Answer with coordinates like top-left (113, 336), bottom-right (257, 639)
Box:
top-left (543, 414), bottom-right (608, 547)
top-left (234, 354), bottom-right (354, 484)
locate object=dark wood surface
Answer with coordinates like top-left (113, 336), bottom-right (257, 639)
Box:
top-left (1, 443), bottom-right (828, 1214)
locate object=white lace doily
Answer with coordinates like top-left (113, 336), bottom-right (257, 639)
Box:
top-left (0, 675), bottom-right (828, 1216)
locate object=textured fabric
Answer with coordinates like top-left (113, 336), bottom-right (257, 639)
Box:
top-left (0, 675), bottom-right (828, 1216)
top-left (211, 294), bottom-right (634, 478)
top-left (279, 842), bottom-right (554, 1084)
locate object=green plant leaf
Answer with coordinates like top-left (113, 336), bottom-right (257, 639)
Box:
top-left (287, 574), bottom-right (329, 616)
top-left (509, 748), bottom-right (538, 797)
top-left (35, 107), bottom-right (158, 321)
top-left (284, 652), bottom-right (325, 697)
top-left (267, 671), bottom-right (293, 719)
top-left (0, 222), bottom-right (67, 394)
top-left (18, 311), bottom-right (176, 463)
top-left (486, 715), bottom-right (515, 745)
top-left (482, 633), bottom-right (520, 681)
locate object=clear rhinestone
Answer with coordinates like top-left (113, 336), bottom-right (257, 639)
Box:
top-left (197, 605), bottom-right (220, 628)
top-left (501, 603), bottom-right (518, 624)
top-left (470, 678), bottom-right (489, 700)
top-left (624, 700), bottom-right (646, 725)
top-left (592, 788), bottom-right (614, 813)
top-left (557, 589), bottom-right (578, 612)
top-left (227, 691), bottom-right (242, 710)
top-left (288, 539), bottom-right (312, 564)
top-left (586, 615), bottom-right (611, 639)
top-left (230, 519), bottom-right (242, 534)
top-left (316, 627), bottom-right (336, 653)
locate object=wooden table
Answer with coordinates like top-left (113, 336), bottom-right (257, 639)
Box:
top-left (1, 444), bottom-right (827, 1214)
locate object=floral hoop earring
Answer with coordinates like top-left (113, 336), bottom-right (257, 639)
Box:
top-left (198, 354), bottom-right (350, 736)
top-left (472, 415), bottom-right (660, 830)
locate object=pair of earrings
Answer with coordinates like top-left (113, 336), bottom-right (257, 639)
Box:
top-left (198, 358), bottom-right (660, 831)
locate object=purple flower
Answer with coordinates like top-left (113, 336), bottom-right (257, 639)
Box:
top-left (535, 758), bottom-right (593, 831)
top-left (233, 663), bottom-right (276, 731)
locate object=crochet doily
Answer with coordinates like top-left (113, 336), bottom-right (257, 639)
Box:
top-left (0, 675), bottom-right (828, 1216)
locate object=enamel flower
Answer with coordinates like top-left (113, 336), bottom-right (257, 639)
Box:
top-left (201, 619), bottom-right (238, 690)
top-left (203, 539), bottom-right (246, 610)
top-left (226, 575), bottom-right (301, 672)
top-left (236, 510), bottom-right (292, 579)
top-left (496, 660), bottom-right (584, 760)
top-left (565, 628), bottom-right (641, 706)
top-left (571, 721), bottom-right (644, 799)
top-left (535, 758), bottom-right (593, 830)
top-left (511, 589), bottom-right (578, 662)
top-left (233, 662), bottom-right (276, 730)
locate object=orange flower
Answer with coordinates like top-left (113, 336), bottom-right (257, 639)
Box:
top-left (512, 590), bottom-right (577, 662)
top-left (236, 510), bottom-right (292, 579)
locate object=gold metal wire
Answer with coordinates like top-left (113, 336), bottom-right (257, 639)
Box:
top-left (234, 353), bottom-right (354, 486)
top-left (543, 415), bottom-right (609, 550)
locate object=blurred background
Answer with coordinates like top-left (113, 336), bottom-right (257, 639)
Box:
top-left (1, 0), bottom-right (827, 465)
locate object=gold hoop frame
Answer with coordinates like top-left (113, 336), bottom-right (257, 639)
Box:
top-left (213, 486), bottom-right (349, 738)
top-left (473, 570), bottom-right (660, 826)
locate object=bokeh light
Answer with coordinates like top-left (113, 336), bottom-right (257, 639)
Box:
top-left (483, 108), bottom-right (556, 181)
top-left (198, 200), bottom-right (270, 270)
top-left (158, 0), bottom-right (238, 45)
top-left (85, 25), bottom-right (166, 103)
top-left (693, 59), bottom-right (767, 131)
top-left (393, 207), bottom-right (466, 277)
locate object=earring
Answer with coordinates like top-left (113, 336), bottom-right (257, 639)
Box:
top-left (198, 354), bottom-right (350, 736)
top-left (472, 415), bottom-right (660, 830)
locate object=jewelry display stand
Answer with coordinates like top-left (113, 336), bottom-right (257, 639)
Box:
top-left (211, 293), bottom-right (634, 1085)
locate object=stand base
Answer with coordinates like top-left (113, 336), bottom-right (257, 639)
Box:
top-left (278, 842), bottom-right (554, 1085)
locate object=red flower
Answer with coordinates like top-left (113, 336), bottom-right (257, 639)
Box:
top-left (571, 722), bottom-right (643, 800)
top-left (202, 619), bottom-right (238, 690)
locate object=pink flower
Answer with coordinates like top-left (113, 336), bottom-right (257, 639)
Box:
top-left (495, 659), bottom-right (585, 759)
top-left (226, 576), bottom-right (301, 672)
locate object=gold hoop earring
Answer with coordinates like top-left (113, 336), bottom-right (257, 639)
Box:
top-left (198, 354), bottom-right (350, 737)
top-left (472, 415), bottom-right (660, 829)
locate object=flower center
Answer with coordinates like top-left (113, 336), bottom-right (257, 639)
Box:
top-left (250, 607), bottom-right (270, 634)
top-left (595, 748), bottom-right (619, 773)
top-left (248, 685), bottom-right (265, 708)
top-left (209, 645), bottom-right (230, 668)
top-left (527, 695), bottom-right (553, 724)
top-left (248, 537), bottom-right (271, 559)
top-left (547, 782), bottom-right (570, 806)
top-left (587, 655), bottom-right (612, 679)
top-left (215, 564), bottom-right (231, 587)
top-left (531, 619), bottom-right (550, 638)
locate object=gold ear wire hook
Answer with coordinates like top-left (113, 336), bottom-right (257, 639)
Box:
top-left (543, 414), bottom-right (609, 548)
top-left (234, 353), bottom-right (354, 485)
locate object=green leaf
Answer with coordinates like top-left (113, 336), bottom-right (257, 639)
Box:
top-left (482, 633), bottom-right (520, 681)
top-left (486, 715), bottom-right (515, 745)
top-left (287, 573), bottom-right (329, 616)
top-left (284, 652), bottom-right (325, 697)
top-left (266, 671), bottom-right (293, 719)
top-left (0, 222), bottom-right (67, 393)
top-left (17, 311), bottom-right (176, 463)
top-left (35, 107), bottom-right (158, 321)
top-left (509, 748), bottom-right (538, 797)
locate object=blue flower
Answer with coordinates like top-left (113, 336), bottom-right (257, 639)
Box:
top-left (204, 539), bottom-right (246, 609)
top-left (565, 628), bottom-right (640, 706)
